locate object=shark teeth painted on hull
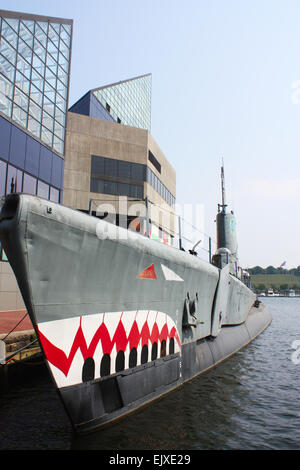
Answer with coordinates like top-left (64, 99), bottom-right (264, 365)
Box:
top-left (37, 310), bottom-right (181, 388)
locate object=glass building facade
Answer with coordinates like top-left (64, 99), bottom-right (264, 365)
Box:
top-left (0, 10), bottom-right (72, 155)
top-left (0, 9), bottom-right (72, 262)
top-left (0, 116), bottom-right (63, 201)
top-left (70, 74), bottom-right (152, 131)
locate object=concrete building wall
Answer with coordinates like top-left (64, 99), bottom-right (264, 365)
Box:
top-left (0, 261), bottom-right (25, 311)
top-left (63, 112), bottom-right (148, 211)
top-left (63, 112), bottom-right (177, 237)
top-left (148, 132), bottom-right (176, 198)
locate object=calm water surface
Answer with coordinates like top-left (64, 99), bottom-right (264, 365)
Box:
top-left (0, 297), bottom-right (299, 450)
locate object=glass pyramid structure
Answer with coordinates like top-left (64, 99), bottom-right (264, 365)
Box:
top-left (70, 73), bottom-right (152, 131)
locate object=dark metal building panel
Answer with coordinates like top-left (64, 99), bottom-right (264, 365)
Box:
top-left (0, 116), bottom-right (11, 160)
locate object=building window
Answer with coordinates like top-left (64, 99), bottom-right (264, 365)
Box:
top-left (0, 157), bottom-right (60, 203)
top-left (91, 155), bottom-right (146, 183)
top-left (91, 155), bottom-right (104, 174)
top-left (0, 160), bottom-right (7, 195)
top-left (23, 173), bottom-right (37, 194)
top-left (91, 154), bottom-right (174, 207)
top-left (6, 165), bottom-right (22, 193)
top-left (50, 186), bottom-right (60, 202)
top-left (148, 150), bottom-right (161, 174)
top-left (90, 178), bottom-right (104, 194)
top-left (146, 167), bottom-right (175, 208)
top-left (90, 155), bottom-right (145, 200)
top-left (118, 160), bottom-right (131, 178)
top-left (131, 163), bottom-right (145, 181)
top-left (37, 180), bottom-right (49, 199)
top-left (90, 176), bottom-right (143, 200)
top-left (104, 180), bottom-right (118, 195)
top-left (105, 157), bottom-right (118, 177)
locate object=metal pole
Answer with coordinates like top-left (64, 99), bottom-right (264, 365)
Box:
top-left (145, 196), bottom-right (150, 238)
top-left (178, 216), bottom-right (183, 250)
top-left (89, 199), bottom-right (92, 215)
top-left (10, 177), bottom-right (14, 194)
top-left (209, 237), bottom-right (212, 263)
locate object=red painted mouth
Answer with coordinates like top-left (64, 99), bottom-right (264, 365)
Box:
top-left (37, 312), bottom-right (180, 377)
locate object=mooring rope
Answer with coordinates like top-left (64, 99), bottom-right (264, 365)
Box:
top-left (3, 338), bottom-right (39, 365)
top-left (1, 312), bottom-right (29, 342)
top-left (0, 312), bottom-right (42, 366)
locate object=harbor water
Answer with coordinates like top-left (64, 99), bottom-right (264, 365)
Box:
top-left (0, 297), bottom-right (299, 450)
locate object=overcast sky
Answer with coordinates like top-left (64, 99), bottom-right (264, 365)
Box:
top-left (2, 0), bottom-right (300, 269)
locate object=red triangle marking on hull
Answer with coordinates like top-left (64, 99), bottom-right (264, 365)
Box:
top-left (137, 264), bottom-right (157, 279)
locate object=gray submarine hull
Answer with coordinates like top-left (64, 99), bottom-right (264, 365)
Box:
top-left (59, 304), bottom-right (271, 433)
top-left (0, 194), bottom-right (271, 433)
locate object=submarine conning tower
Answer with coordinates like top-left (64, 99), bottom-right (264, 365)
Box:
top-left (212, 165), bottom-right (239, 274)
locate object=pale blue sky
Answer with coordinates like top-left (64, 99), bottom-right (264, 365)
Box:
top-left (2, 0), bottom-right (300, 268)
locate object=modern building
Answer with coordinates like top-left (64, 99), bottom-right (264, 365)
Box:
top-left (69, 73), bottom-right (152, 131)
top-left (0, 9), bottom-right (72, 309)
top-left (65, 74), bottom-right (176, 243)
top-left (0, 10), bottom-right (176, 313)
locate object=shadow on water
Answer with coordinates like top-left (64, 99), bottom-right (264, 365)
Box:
top-left (1, 298), bottom-right (300, 450)
top-left (71, 351), bottom-right (257, 450)
top-left (72, 298), bottom-right (300, 450)
top-left (0, 364), bottom-right (73, 450)
top-left (0, 344), bottom-right (252, 450)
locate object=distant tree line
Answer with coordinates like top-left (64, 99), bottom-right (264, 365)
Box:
top-left (255, 283), bottom-right (299, 292)
top-left (247, 266), bottom-right (300, 276)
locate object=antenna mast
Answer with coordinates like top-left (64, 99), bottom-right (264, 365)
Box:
top-left (218, 160), bottom-right (227, 213)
